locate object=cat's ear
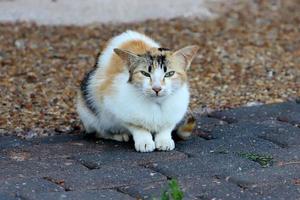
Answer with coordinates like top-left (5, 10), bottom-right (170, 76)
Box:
top-left (114, 48), bottom-right (142, 68)
top-left (172, 45), bottom-right (199, 70)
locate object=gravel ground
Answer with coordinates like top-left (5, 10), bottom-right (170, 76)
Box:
top-left (0, 0), bottom-right (299, 137)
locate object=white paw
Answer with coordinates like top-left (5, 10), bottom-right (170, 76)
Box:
top-left (155, 138), bottom-right (175, 151)
top-left (134, 139), bottom-right (155, 152)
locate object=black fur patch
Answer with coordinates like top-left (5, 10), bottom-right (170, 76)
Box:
top-left (158, 47), bottom-right (170, 51)
top-left (148, 65), bottom-right (152, 73)
top-left (145, 51), bottom-right (168, 71)
top-left (157, 55), bottom-right (166, 70)
top-left (80, 63), bottom-right (98, 114)
top-left (163, 65), bottom-right (167, 73)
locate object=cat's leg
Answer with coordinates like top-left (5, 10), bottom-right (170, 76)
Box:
top-left (108, 127), bottom-right (131, 142)
top-left (110, 133), bottom-right (130, 142)
top-left (155, 126), bottom-right (175, 151)
top-left (94, 126), bottom-right (130, 142)
top-left (95, 131), bottom-right (130, 142)
top-left (79, 108), bottom-right (130, 142)
top-left (125, 125), bottom-right (155, 152)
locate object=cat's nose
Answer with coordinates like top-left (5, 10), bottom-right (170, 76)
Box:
top-left (152, 87), bottom-right (162, 95)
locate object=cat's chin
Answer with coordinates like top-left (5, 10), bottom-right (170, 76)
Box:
top-left (146, 94), bottom-right (169, 103)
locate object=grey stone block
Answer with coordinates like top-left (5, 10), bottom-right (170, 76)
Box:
top-left (30, 134), bottom-right (85, 145)
top-left (0, 136), bottom-right (31, 150)
top-left (178, 177), bottom-right (257, 200)
top-left (208, 101), bottom-right (300, 123)
top-left (73, 148), bottom-right (187, 169)
top-left (176, 134), bottom-right (281, 158)
top-left (45, 165), bottom-right (166, 191)
top-left (1, 141), bottom-right (108, 162)
top-left (256, 120), bottom-right (300, 148)
top-left (0, 159), bottom-right (87, 181)
top-left (248, 184), bottom-right (300, 200)
top-left (278, 112), bottom-right (300, 127)
top-left (120, 177), bottom-right (257, 200)
top-left (272, 146), bottom-right (300, 162)
top-left (204, 120), bottom-right (300, 148)
top-left (196, 115), bottom-right (228, 133)
top-left (119, 181), bottom-right (169, 200)
top-left (0, 193), bottom-right (18, 200)
top-left (0, 177), bottom-right (64, 197)
top-left (204, 121), bottom-right (270, 139)
top-left (147, 154), bottom-right (261, 180)
top-left (226, 165), bottom-right (300, 188)
top-left (22, 190), bottom-right (134, 200)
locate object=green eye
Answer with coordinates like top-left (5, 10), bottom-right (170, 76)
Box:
top-left (141, 71), bottom-right (151, 77)
top-left (165, 71), bottom-right (175, 78)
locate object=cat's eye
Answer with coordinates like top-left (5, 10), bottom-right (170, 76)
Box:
top-left (140, 71), bottom-right (151, 77)
top-left (164, 71), bottom-right (175, 78)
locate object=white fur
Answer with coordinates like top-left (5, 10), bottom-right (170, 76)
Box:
top-left (77, 30), bottom-right (190, 152)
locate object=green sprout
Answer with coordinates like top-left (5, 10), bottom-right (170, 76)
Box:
top-left (154, 179), bottom-right (184, 200)
top-left (238, 152), bottom-right (273, 167)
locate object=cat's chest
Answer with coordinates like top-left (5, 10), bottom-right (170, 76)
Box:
top-left (128, 100), bottom-right (183, 130)
top-left (120, 94), bottom-right (187, 128)
top-left (105, 85), bottom-right (189, 130)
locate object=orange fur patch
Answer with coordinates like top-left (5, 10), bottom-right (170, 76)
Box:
top-left (96, 40), bottom-right (152, 96)
top-left (178, 122), bottom-right (195, 132)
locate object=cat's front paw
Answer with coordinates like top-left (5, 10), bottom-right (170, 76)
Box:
top-left (134, 139), bottom-right (155, 152)
top-left (155, 138), bottom-right (175, 151)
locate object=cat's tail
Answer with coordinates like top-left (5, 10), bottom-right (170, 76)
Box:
top-left (174, 111), bottom-right (196, 140)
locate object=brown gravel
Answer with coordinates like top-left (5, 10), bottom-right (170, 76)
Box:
top-left (0, 0), bottom-right (299, 137)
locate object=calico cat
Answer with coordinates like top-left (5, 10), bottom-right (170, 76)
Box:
top-left (77, 30), bottom-right (198, 152)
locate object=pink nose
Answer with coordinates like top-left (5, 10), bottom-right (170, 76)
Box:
top-left (152, 87), bottom-right (162, 94)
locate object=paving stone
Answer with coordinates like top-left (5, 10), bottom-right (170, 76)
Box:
top-left (0, 136), bottom-right (31, 150)
top-left (21, 190), bottom-right (134, 200)
top-left (178, 177), bottom-right (258, 200)
top-left (201, 119), bottom-right (300, 148)
top-left (73, 147), bottom-right (187, 169)
top-left (176, 134), bottom-right (281, 158)
top-left (0, 153), bottom-right (9, 161)
top-left (0, 102), bottom-right (299, 199)
top-left (147, 154), bottom-right (261, 180)
top-left (255, 120), bottom-right (300, 148)
top-left (30, 134), bottom-right (85, 145)
top-left (277, 112), bottom-right (300, 127)
top-left (45, 165), bottom-right (166, 191)
top-left (1, 141), bottom-right (107, 161)
top-left (208, 101), bottom-right (300, 124)
top-left (203, 121), bottom-right (270, 139)
top-left (0, 193), bottom-right (18, 200)
top-left (119, 181), bottom-right (169, 200)
top-left (248, 184), bottom-right (300, 200)
top-left (195, 115), bottom-right (228, 133)
top-left (0, 158), bottom-right (87, 181)
top-left (119, 177), bottom-right (257, 200)
top-left (226, 165), bottom-right (300, 189)
top-left (0, 177), bottom-right (64, 197)
top-left (273, 146), bottom-right (300, 163)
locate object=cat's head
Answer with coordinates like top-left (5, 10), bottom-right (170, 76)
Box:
top-left (114, 46), bottom-right (199, 99)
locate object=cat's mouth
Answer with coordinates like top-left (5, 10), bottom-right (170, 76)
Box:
top-left (149, 93), bottom-right (165, 98)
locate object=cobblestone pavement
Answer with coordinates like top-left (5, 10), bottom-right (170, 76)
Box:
top-left (1, 101), bottom-right (300, 200)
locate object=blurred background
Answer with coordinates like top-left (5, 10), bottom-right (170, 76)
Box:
top-left (0, 0), bottom-right (231, 25)
top-left (0, 0), bottom-right (299, 138)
